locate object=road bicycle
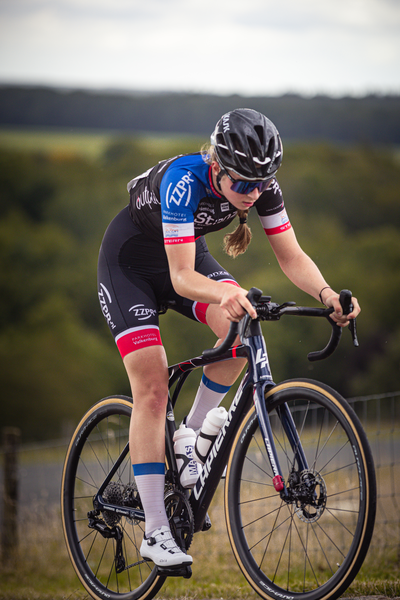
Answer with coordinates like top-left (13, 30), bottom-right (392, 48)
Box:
top-left (61, 288), bottom-right (376, 600)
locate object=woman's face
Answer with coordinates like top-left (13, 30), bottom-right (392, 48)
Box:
top-left (211, 161), bottom-right (264, 210)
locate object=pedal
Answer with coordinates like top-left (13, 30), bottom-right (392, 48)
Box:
top-left (157, 564), bottom-right (192, 579)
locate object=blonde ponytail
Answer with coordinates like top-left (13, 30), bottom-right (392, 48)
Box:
top-left (223, 209), bottom-right (252, 258)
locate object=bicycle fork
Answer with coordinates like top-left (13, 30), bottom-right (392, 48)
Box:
top-left (244, 322), bottom-right (310, 499)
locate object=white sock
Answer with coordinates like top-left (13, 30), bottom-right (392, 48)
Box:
top-left (186, 373), bottom-right (231, 431)
top-left (132, 463), bottom-right (169, 537)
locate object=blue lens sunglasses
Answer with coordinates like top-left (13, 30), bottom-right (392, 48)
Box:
top-left (219, 168), bottom-right (274, 195)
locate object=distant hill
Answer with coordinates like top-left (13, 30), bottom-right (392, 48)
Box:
top-left (0, 84), bottom-right (399, 143)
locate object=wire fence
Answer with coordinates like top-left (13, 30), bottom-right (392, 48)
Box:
top-left (347, 391), bottom-right (400, 559)
top-left (0, 391), bottom-right (399, 562)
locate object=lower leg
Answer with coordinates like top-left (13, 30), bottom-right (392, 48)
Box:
top-left (124, 346), bottom-right (170, 536)
top-left (186, 303), bottom-right (247, 430)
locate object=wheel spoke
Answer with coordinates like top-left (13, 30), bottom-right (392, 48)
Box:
top-left (226, 382), bottom-right (376, 600)
top-left (61, 398), bottom-right (166, 599)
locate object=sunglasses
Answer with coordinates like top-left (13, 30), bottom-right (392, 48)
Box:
top-left (223, 170), bottom-right (273, 195)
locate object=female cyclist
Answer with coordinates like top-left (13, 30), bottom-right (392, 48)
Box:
top-left (97, 108), bottom-right (360, 568)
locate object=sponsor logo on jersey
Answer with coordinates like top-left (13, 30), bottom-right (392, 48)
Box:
top-left (220, 202), bottom-right (230, 212)
top-left (269, 179), bottom-right (281, 195)
top-left (165, 172), bottom-right (194, 208)
top-left (194, 212), bottom-right (234, 228)
top-left (163, 222), bottom-right (195, 245)
top-left (136, 186), bottom-right (160, 210)
top-left (259, 209), bottom-right (292, 236)
top-left (164, 224), bottom-right (180, 237)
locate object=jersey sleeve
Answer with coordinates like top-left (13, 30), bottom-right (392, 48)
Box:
top-left (160, 164), bottom-right (201, 246)
top-left (255, 179), bottom-right (292, 236)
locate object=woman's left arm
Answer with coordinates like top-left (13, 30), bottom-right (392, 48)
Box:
top-left (268, 227), bottom-right (361, 326)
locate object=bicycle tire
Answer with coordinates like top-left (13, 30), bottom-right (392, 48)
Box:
top-left (61, 396), bottom-right (166, 600)
top-left (225, 379), bottom-right (376, 600)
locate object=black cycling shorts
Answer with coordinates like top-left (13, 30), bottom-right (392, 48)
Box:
top-left (97, 206), bottom-right (237, 358)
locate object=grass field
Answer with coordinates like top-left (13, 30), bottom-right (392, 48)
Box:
top-left (0, 126), bottom-right (205, 161)
top-left (0, 481), bottom-right (399, 600)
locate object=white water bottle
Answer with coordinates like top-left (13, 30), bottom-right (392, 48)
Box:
top-left (193, 407), bottom-right (228, 465)
top-left (173, 424), bottom-right (200, 488)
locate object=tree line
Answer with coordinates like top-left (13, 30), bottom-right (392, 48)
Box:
top-left (0, 132), bottom-right (399, 442)
top-left (1, 84), bottom-right (400, 143)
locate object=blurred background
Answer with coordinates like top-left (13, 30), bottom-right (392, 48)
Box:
top-left (0, 2), bottom-right (399, 594)
top-left (0, 0), bottom-right (399, 441)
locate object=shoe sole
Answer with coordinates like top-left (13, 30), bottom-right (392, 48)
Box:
top-left (142, 556), bottom-right (192, 567)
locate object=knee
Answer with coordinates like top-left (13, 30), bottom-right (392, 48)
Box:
top-left (134, 379), bottom-right (169, 416)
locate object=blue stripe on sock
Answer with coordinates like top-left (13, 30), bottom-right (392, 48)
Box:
top-left (202, 373), bottom-right (231, 394)
top-left (132, 462), bottom-right (165, 476)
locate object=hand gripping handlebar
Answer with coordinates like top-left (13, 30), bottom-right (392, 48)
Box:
top-left (202, 288), bottom-right (263, 359)
top-left (202, 288), bottom-right (358, 362)
top-left (308, 289), bottom-right (359, 361)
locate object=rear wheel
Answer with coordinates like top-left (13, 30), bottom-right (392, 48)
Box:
top-left (61, 396), bottom-right (166, 600)
top-left (225, 380), bottom-right (376, 600)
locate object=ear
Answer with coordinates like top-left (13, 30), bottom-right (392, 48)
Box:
top-left (211, 161), bottom-right (221, 176)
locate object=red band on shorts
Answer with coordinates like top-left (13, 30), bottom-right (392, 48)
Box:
top-left (116, 326), bottom-right (162, 359)
top-left (192, 280), bottom-right (240, 324)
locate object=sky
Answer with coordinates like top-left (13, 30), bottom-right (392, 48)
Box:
top-left (0, 0), bottom-right (399, 98)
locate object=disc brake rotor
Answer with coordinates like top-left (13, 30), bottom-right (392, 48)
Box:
top-left (293, 469), bottom-right (327, 523)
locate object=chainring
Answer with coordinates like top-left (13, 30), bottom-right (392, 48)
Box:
top-left (164, 488), bottom-right (195, 551)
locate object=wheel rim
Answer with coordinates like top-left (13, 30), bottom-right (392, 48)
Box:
top-left (226, 384), bottom-right (375, 599)
top-left (62, 398), bottom-right (164, 599)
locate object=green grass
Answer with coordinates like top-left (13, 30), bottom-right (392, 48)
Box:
top-left (1, 487), bottom-right (399, 600)
top-left (0, 126), bottom-right (205, 161)
top-left (0, 127), bottom-right (113, 160)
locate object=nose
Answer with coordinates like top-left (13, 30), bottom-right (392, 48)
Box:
top-left (247, 188), bottom-right (261, 200)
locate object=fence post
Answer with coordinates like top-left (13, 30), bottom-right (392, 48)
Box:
top-left (2, 427), bottom-right (20, 561)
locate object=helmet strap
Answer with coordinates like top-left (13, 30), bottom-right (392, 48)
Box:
top-left (216, 170), bottom-right (224, 191)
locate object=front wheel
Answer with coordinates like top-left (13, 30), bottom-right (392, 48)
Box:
top-left (61, 396), bottom-right (166, 600)
top-left (225, 379), bottom-right (376, 600)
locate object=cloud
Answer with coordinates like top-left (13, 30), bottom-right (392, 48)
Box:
top-left (0, 0), bottom-right (399, 96)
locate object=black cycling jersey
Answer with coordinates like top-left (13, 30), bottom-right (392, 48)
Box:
top-left (98, 153), bottom-right (291, 359)
top-left (127, 153), bottom-right (291, 245)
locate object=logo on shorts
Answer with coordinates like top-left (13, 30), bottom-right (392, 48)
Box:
top-left (98, 283), bottom-right (116, 330)
top-left (129, 304), bottom-right (157, 321)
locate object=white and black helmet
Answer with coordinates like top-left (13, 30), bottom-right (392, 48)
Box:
top-left (211, 108), bottom-right (283, 180)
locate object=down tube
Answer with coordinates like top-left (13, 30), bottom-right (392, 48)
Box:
top-left (189, 374), bottom-right (254, 533)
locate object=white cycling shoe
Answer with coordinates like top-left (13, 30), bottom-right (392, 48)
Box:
top-left (140, 526), bottom-right (193, 568)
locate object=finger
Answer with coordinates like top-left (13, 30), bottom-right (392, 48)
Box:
top-left (241, 297), bottom-right (257, 319)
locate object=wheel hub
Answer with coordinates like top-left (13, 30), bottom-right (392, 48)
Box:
top-left (289, 469), bottom-right (327, 523)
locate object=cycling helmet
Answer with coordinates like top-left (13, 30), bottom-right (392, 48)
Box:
top-left (210, 108), bottom-right (283, 180)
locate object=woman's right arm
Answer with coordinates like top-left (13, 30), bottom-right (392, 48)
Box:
top-left (165, 242), bottom-right (257, 321)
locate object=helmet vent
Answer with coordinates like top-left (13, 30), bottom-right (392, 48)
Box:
top-left (254, 125), bottom-right (265, 147)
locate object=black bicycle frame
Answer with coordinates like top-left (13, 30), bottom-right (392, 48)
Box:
top-left (92, 320), bottom-right (310, 532)
top-left (167, 318), bottom-right (310, 532)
